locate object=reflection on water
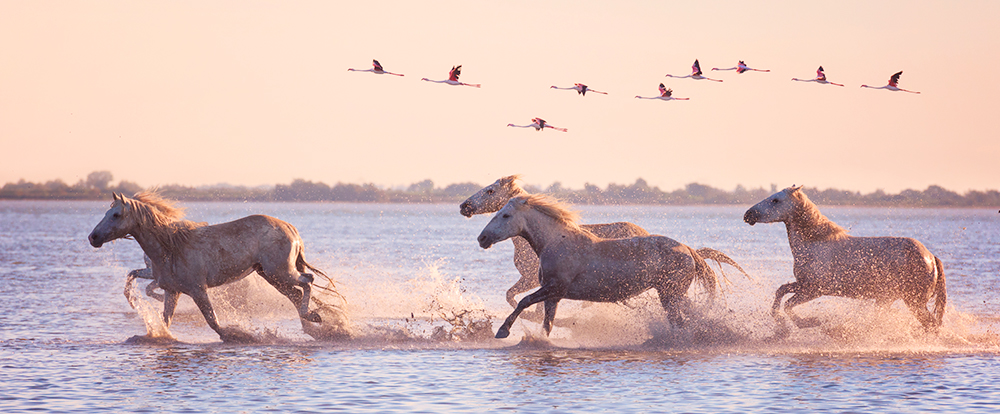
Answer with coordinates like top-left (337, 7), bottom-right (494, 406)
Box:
top-left (2, 201), bottom-right (1000, 412)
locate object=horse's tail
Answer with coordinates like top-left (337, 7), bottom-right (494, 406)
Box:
top-left (695, 248), bottom-right (753, 285)
top-left (296, 249), bottom-right (345, 302)
top-left (932, 255), bottom-right (947, 327)
top-left (690, 248), bottom-right (718, 301)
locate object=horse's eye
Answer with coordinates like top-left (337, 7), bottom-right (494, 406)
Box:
top-left (502, 213), bottom-right (510, 218)
top-left (112, 212), bottom-right (121, 218)
top-left (771, 198), bottom-right (780, 204)
top-left (486, 189), bottom-right (494, 195)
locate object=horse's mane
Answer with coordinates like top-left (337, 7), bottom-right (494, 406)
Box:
top-left (500, 174), bottom-right (525, 193)
top-left (518, 194), bottom-right (591, 235)
top-left (789, 188), bottom-right (848, 242)
top-left (125, 190), bottom-right (196, 253)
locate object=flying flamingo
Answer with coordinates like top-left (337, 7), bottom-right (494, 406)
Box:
top-left (635, 83), bottom-right (689, 101)
top-left (347, 59), bottom-right (404, 76)
top-left (791, 66), bottom-right (844, 86)
top-left (712, 60), bottom-right (770, 74)
top-left (550, 83), bottom-right (607, 96)
top-left (861, 71), bottom-right (920, 93)
top-left (507, 118), bottom-right (568, 132)
top-left (665, 59), bottom-right (723, 82)
top-left (421, 65), bottom-right (481, 88)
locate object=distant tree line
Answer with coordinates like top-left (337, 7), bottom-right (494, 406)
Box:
top-left (2, 171), bottom-right (999, 208)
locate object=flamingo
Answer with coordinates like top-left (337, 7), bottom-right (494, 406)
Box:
top-left (791, 66), bottom-right (844, 86)
top-left (347, 59), bottom-right (404, 76)
top-left (507, 117), bottom-right (568, 132)
top-left (712, 60), bottom-right (770, 74)
top-left (861, 71), bottom-right (920, 93)
top-left (421, 65), bottom-right (481, 88)
top-left (665, 59), bottom-right (723, 82)
top-left (550, 83), bottom-right (607, 96)
top-left (635, 83), bottom-right (690, 101)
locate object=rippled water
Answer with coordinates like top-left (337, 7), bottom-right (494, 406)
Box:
top-left (2, 200), bottom-right (999, 412)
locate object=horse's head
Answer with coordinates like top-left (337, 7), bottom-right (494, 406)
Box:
top-left (477, 196), bottom-right (530, 249)
top-left (460, 174), bottom-right (523, 217)
top-left (744, 185), bottom-right (803, 226)
top-left (88, 192), bottom-right (138, 247)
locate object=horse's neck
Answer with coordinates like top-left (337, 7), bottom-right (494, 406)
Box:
top-left (784, 204), bottom-right (847, 253)
top-left (130, 226), bottom-right (174, 266)
top-left (518, 214), bottom-right (590, 256)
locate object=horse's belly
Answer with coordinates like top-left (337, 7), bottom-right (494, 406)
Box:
top-left (562, 270), bottom-right (653, 302)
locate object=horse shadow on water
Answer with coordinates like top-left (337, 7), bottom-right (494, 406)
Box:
top-left (90, 191), bottom-right (351, 344)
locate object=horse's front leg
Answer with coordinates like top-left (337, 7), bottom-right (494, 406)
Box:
top-left (162, 290), bottom-right (181, 328)
top-left (496, 286), bottom-right (559, 339)
top-left (783, 289), bottom-right (822, 329)
top-left (542, 298), bottom-right (561, 336)
top-left (188, 288), bottom-right (255, 343)
top-left (771, 282), bottom-right (797, 319)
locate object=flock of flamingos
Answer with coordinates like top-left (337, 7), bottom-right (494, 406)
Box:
top-left (349, 58), bottom-right (921, 133)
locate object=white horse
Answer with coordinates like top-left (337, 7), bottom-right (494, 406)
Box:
top-left (89, 191), bottom-right (336, 342)
top-left (460, 175), bottom-right (748, 322)
top-left (743, 186), bottom-right (946, 334)
top-left (479, 194), bottom-right (724, 339)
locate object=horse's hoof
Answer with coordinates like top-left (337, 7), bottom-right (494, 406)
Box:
top-left (304, 311), bottom-right (322, 323)
top-left (495, 327), bottom-right (511, 339)
top-left (218, 327), bottom-right (257, 343)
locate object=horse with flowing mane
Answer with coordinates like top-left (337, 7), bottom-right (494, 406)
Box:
top-left (478, 194), bottom-right (729, 339)
top-left (744, 186), bottom-right (946, 335)
top-left (460, 174), bottom-right (749, 321)
top-left (89, 191), bottom-right (338, 342)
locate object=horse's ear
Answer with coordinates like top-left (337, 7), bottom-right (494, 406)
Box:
top-left (113, 192), bottom-right (121, 202)
top-left (791, 185), bottom-right (803, 192)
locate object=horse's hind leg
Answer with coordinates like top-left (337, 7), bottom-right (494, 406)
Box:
top-left (903, 296), bottom-right (938, 331)
top-left (257, 266), bottom-right (322, 323)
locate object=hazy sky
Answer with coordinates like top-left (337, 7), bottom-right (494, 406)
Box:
top-left (2, 1), bottom-right (998, 193)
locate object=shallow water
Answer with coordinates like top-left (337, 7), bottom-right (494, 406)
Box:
top-left (2, 200), bottom-right (999, 412)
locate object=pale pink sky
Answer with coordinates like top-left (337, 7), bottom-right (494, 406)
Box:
top-left (2, 1), bottom-right (998, 193)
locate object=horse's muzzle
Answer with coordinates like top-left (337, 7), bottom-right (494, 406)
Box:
top-left (459, 202), bottom-right (474, 218)
top-left (88, 232), bottom-right (105, 248)
top-left (477, 234), bottom-right (494, 249)
top-left (743, 209), bottom-right (758, 226)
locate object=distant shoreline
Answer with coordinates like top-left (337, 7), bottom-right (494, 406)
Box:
top-left (3, 173), bottom-right (998, 208)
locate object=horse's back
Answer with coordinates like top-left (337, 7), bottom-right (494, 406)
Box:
top-left (582, 222), bottom-right (650, 239)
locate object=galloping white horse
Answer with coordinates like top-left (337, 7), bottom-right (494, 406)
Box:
top-left (460, 175), bottom-right (748, 322)
top-left (479, 194), bottom-right (723, 338)
top-left (743, 186), bottom-right (946, 334)
top-left (89, 191), bottom-right (335, 342)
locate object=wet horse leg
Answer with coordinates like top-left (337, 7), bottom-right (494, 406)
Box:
top-left (510, 240), bottom-right (545, 322)
top-left (257, 266), bottom-right (322, 323)
top-left (655, 290), bottom-right (687, 328)
top-left (162, 290), bottom-right (181, 327)
top-left (496, 286), bottom-right (561, 339)
top-left (783, 289), bottom-right (823, 328)
top-left (187, 287), bottom-right (255, 343)
top-left (903, 295), bottom-right (938, 331)
top-left (542, 298), bottom-right (561, 335)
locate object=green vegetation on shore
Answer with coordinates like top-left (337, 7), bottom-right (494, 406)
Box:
top-left (2, 171), bottom-right (998, 207)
